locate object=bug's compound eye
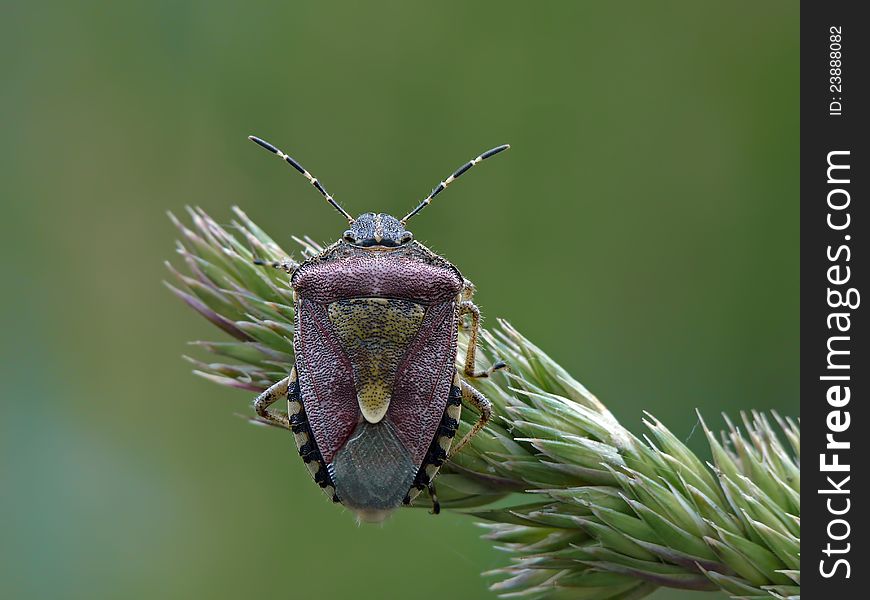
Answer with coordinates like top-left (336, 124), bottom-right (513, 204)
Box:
top-left (342, 230), bottom-right (357, 243)
top-left (400, 231), bottom-right (413, 244)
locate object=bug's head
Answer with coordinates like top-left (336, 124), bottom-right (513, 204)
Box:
top-left (341, 213), bottom-right (413, 248)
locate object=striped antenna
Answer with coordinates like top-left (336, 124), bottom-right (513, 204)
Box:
top-left (401, 144), bottom-right (510, 225)
top-left (248, 135), bottom-right (354, 223)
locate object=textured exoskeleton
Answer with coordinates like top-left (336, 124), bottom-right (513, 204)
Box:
top-left (248, 137), bottom-right (508, 522)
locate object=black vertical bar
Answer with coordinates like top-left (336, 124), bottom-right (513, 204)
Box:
top-left (802, 0), bottom-right (867, 595)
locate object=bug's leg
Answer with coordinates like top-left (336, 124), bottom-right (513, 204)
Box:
top-left (450, 379), bottom-right (493, 457)
top-left (251, 372), bottom-right (292, 429)
top-left (252, 256), bottom-right (297, 274)
top-left (459, 300), bottom-right (507, 378)
top-left (461, 279), bottom-right (476, 303)
top-left (427, 481), bottom-right (441, 515)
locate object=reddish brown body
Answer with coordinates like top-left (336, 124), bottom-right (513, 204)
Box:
top-left (247, 136), bottom-right (508, 522)
top-left (293, 245), bottom-right (462, 466)
top-left (286, 236), bottom-right (469, 520)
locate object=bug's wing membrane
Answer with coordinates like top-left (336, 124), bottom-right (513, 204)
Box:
top-left (295, 299), bottom-right (360, 465)
top-left (388, 300), bottom-right (457, 466)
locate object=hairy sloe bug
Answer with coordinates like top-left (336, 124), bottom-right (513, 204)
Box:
top-left (248, 135), bottom-right (509, 522)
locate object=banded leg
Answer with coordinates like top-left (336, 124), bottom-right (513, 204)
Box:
top-left (450, 379), bottom-right (493, 457)
top-left (459, 300), bottom-right (506, 378)
top-left (251, 373), bottom-right (291, 429)
top-left (252, 256), bottom-right (297, 274)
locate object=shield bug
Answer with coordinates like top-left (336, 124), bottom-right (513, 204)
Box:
top-left (247, 135), bottom-right (508, 522)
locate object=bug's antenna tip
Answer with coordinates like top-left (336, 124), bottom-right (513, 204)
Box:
top-left (248, 135), bottom-right (279, 154)
top-left (249, 135), bottom-right (354, 222)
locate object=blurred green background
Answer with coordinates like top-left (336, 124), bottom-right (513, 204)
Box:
top-left (1, 2), bottom-right (797, 599)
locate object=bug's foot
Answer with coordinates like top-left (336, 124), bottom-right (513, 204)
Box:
top-left (427, 482), bottom-right (441, 515)
top-left (467, 360), bottom-right (508, 379)
top-left (252, 256), bottom-right (295, 274)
